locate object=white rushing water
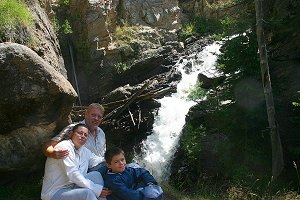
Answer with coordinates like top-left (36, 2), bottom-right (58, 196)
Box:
top-left (133, 41), bottom-right (223, 182)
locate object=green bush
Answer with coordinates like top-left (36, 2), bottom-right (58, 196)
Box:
top-left (178, 16), bottom-right (222, 41)
top-left (292, 92), bottom-right (300, 107)
top-left (58, 0), bottom-right (70, 6)
top-left (61, 19), bottom-right (73, 34)
top-left (178, 22), bottom-right (195, 40)
top-left (181, 124), bottom-right (206, 164)
top-left (52, 1), bottom-right (73, 38)
top-left (187, 82), bottom-right (206, 102)
top-left (114, 25), bottom-right (144, 45)
top-left (114, 62), bottom-right (128, 74)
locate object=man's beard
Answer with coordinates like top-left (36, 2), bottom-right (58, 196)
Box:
top-left (90, 125), bottom-right (98, 131)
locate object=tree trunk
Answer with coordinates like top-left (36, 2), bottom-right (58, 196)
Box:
top-left (255, 0), bottom-right (284, 179)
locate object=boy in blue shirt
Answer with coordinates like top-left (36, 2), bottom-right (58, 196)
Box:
top-left (103, 147), bottom-right (163, 200)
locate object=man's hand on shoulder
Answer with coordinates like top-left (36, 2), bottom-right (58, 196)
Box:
top-left (43, 140), bottom-right (69, 159)
top-left (51, 147), bottom-right (69, 159)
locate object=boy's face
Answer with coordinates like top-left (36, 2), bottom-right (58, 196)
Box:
top-left (107, 153), bottom-right (126, 173)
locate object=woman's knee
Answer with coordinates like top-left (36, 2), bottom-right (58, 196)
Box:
top-left (85, 171), bottom-right (104, 185)
top-left (82, 189), bottom-right (99, 200)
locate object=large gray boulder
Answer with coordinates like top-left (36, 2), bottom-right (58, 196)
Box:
top-left (0, 42), bottom-right (77, 173)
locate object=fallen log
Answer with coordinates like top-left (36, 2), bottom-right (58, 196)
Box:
top-left (71, 85), bottom-right (174, 121)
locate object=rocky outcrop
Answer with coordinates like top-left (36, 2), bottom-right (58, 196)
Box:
top-left (27, 0), bottom-right (67, 78)
top-left (120, 0), bottom-right (181, 31)
top-left (0, 43), bottom-right (77, 174)
top-left (179, 0), bottom-right (239, 23)
top-left (197, 73), bottom-right (225, 89)
top-left (62, 0), bottom-right (183, 103)
top-left (69, 0), bottom-right (113, 50)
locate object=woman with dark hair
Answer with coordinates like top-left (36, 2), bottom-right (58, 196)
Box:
top-left (41, 123), bottom-right (111, 200)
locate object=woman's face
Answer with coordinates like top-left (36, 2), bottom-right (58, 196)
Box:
top-left (72, 126), bottom-right (88, 149)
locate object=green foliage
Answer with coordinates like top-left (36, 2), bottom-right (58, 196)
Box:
top-left (52, 18), bottom-right (73, 35)
top-left (193, 17), bottom-right (222, 35)
top-left (181, 124), bottom-right (206, 163)
top-left (213, 0), bottom-right (256, 35)
top-left (61, 19), bottom-right (73, 34)
top-left (52, 17), bottom-right (60, 33)
top-left (187, 82), bottom-right (207, 102)
top-left (0, 0), bottom-right (33, 42)
top-left (216, 32), bottom-right (260, 82)
top-left (292, 92), bottom-right (300, 107)
top-left (114, 62), bottom-right (128, 74)
top-left (52, 0), bottom-right (73, 37)
top-left (179, 0), bottom-right (256, 40)
top-left (179, 16), bottom-right (222, 41)
top-left (293, 102), bottom-right (300, 107)
top-left (178, 22), bottom-right (195, 40)
top-left (58, 0), bottom-right (70, 6)
top-left (114, 25), bottom-right (145, 46)
top-left (220, 16), bottom-right (237, 36)
top-left (51, 18), bottom-right (73, 38)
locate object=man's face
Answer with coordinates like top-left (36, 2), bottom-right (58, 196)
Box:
top-left (84, 107), bottom-right (103, 130)
top-left (107, 153), bottom-right (126, 173)
top-left (72, 126), bottom-right (88, 149)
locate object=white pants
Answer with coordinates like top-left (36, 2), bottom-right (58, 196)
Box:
top-left (51, 171), bottom-right (106, 200)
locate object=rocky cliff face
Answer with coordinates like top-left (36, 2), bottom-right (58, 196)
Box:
top-left (119, 0), bottom-right (181, 30)
top-left (179, 0), bottom-right (238, 23)
top-left (28, 0), bottom-right (67, 78)
top-left (59, 0), bottom-right (183, 103)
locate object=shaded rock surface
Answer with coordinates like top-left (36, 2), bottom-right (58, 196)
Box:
top-left (0, 42), bottom-right (77, 174)
top-left (28, 0), bottom-right (67, 77)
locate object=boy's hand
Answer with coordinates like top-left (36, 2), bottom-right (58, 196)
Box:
top-left (100, 187), bottom-right (112, 197)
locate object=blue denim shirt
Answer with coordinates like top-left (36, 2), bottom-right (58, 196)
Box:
top-left (103, 167), bottom-right (157, 200)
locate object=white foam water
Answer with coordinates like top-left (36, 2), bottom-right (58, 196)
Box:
top-left (133, 41), bottom-right (223, 182)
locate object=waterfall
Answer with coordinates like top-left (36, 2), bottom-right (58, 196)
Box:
top-left (133, 41), bottom-right (223, 182)
top-left (68, 43), bottom-right (82, 106)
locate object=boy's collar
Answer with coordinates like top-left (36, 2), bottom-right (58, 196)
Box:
top-left (107, 168), bottom-right (125, 175)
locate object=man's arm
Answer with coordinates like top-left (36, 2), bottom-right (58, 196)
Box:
top-left (42, 124), bottom-right (76, 159)
top-left (42, 140), bottom-right (69, 159)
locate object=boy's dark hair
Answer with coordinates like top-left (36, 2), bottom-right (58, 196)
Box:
top-left (105, 147), bottom-right (125, 164)
top-left (72, 123), bottom-right (88, 132)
